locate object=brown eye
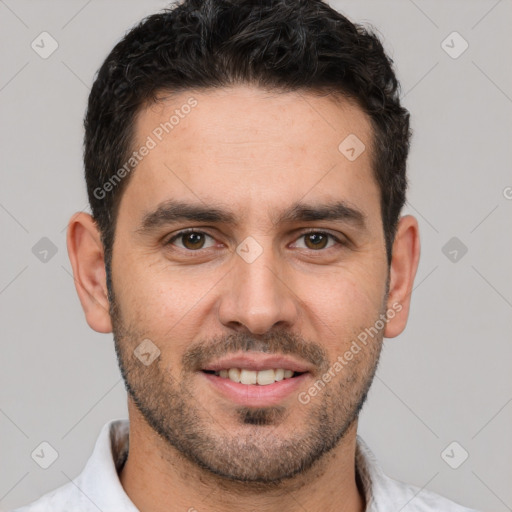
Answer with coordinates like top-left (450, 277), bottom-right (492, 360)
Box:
top-left (303, 232), bottom-right (329, 250)
top-left (181, 232), bottom-right (205, 250)
top-left (167, 231), bottom-right (216, 251)
top-left (294, 231), bottom-right (339, 251)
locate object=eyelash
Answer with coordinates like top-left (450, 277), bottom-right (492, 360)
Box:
top-left (165, 228), bottom-right (346, 252)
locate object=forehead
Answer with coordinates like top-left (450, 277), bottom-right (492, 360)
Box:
top-left (120, 85), bottom-right (380, 229)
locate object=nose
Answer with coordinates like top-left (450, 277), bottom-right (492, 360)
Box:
top-left (217, 241), bottom-right (300, 335)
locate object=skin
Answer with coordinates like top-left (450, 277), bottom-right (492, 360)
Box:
top-left (67, 85), bottom-right (420, 512)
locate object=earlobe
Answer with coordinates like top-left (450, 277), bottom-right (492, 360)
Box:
top-left (384, 215), bottom-right (421, 338)
top-left (67, 212), bottom-right (113, 333)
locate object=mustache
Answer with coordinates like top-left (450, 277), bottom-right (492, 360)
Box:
top-left (181, 330), bottom-right (329, 373)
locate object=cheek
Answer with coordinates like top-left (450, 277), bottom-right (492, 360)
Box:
top-left (113, 254), bottom-right (216, 343)
top-left (314, 265), bottom-right (383, 308)
top-left (298, 275), bottom-right (384, 351)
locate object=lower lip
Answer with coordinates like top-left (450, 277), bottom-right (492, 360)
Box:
top-left (201, 372), bottom-right (310, 407)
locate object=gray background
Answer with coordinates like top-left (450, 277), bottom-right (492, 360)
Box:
top-left (1, 1), bottom-right (511, 510)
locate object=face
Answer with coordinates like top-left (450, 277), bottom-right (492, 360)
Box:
top-left (109, 86), bottom-right (390, 483)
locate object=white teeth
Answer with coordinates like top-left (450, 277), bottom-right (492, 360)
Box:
top-left (256, 369), bottom-right (275, 386)
top-left (240, 369), bottom-right (257, 385)
top-left (228, 368), bottom-right (241, 383)
top-left (213, 368), bottom-right (301, 385)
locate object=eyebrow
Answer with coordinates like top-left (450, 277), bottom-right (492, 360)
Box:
top-left (137, 198), bottom-right (366, 233)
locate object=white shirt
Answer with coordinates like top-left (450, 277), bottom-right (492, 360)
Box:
top-left (11, 418), bottom-right (479, 512)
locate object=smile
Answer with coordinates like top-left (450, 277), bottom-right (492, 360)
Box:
top-left (200, 369), bottom-right (310, 407)
top-left (204, 368), bottom-right (303, 385)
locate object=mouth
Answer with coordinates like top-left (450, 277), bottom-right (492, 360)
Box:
top-left (199, 354), bottom-right (313, 406)
top-left (202, 368), bottom-right (306, 385)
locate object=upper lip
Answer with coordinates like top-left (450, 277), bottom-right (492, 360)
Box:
top-left (201, 353), bottom-right (313, 373)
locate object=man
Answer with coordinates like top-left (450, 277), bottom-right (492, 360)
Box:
top-left (13, 0), bottom-right (478, 510)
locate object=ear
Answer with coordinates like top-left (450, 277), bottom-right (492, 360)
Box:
top-left (66, 212), bottom-right (112, 333)
top-left (384, 215), bottom-right (421, 338)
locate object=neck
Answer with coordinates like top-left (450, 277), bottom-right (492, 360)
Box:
top-left (119, 401), bottom-right (365, 512)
